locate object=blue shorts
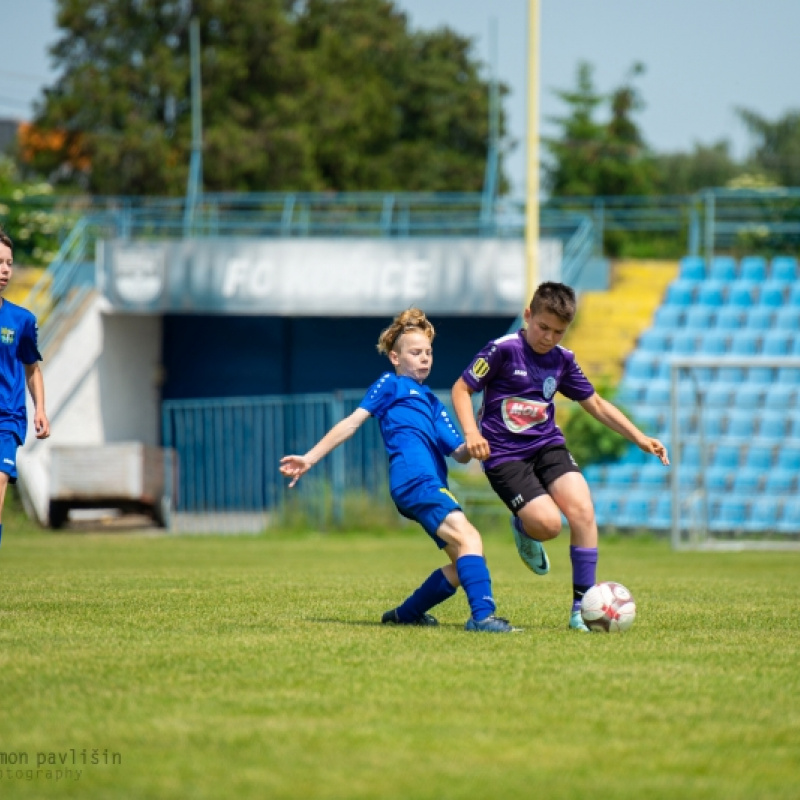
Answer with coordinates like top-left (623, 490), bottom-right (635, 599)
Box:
top-left (0, 432), bottom-right (20, 483)
top-left (392, 477), bottom-right (462, 548)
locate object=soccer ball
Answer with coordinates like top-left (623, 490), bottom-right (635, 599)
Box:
top-left (580, 581), bottom-right (636, 633)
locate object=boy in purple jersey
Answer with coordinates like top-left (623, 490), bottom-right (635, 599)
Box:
top-left (0, 228), bottom-right (50, 548)
top-left (452, 282), bottom-right (668, 631)
top-left (281, 308), bottom-right (517, 633)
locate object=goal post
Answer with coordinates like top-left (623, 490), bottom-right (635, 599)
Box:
top-left (669, 356), bottom-right (800, 551)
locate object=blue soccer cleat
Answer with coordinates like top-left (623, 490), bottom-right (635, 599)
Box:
top-left (464, 615), bottom-right (519, 633)
top-left (381, 609), bottom-right (439, 626)
top-left (510, 516), bottom-right (550, 575)
top-left (569, 609), bottom-right (591, 632)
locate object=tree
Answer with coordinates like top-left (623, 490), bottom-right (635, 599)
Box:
top-left (737, 108), bottom-right (800, 187)
top-left (543, 62), bottom-right (656, 197)
top-left (25, 0), bottom-right (508, 196)
top-left (652, 141), bottom-right (742, 195)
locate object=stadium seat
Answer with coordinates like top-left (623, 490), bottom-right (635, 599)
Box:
top-left (637, 329), bottom-right (670, 353)
top-left (761, 330), bottom-right (790, 356)
top-left (771, 255), bottom-right (798, 282)
top-left (777, 499), bottom-right (800, 534)
top-left (671, 333), bottom-right (699, 358)
top-left (733, 383), bottom-right (764, 408)
top-left (726, 409), bottom-right (757, 439)
top-left (731, 466), bottom-right (762, 494)
top-left (615, 383), bottom-right (644, 406)
top-left (727, 280), bottom-right (758, 307)
top-left (643, 381), bottom-right (671, 406)
top-left (625, 353), bottom-right (657, 381)
top-left (729, 330), bottom-right (761, 356)
top-left (710, 496), bottom-right (747, 532)
top-left (699, 331), bottom-right (728, 355)
top-left (764, 468), bottom-right (797, 494)
top-left (743, 498), bottom-right (779, 532)
top-left (714, 306), bottom-right (744, 330)
top-left (705, 465), bottom-right (731, 492)
top-left (684, 305), bottom-right (716, 329)
top-left (776, 368), bottom-right (800, 385)
top-left (697, 280), bottom-right (726, 307)
top-left (603, 463), bottom-right (639, 489)
top-left (774, 306), bottom-right (800, 331)
top-left (593, 490), bottom-right (622, 528)
top-left (677, 464), bottom-right (700, 490)
top-left (705, 383), bottom-right (733, 407)
top-left (665, 279), bottom-right (698, 306)
top-left (777, 444), bottom-right (800, 471)
top-left (762, 385), bottom-right (796, 411)
top-left (739, 255), bottom-right (767, 282)
top-left (653, 305), bottom-right (685, 329)
top-left (758, 410), bottom-right (787, 439)
top-left (709, 255), bottom-right (737, 281)
top-left (715, 365), bottom-right (745, 383)
top-left (616, 491), bottom-right (654, 528)
top-left (633, 408), bottom-right (662, 435)
top-left (788, 414), bottom-right (800, 439)
top-left (744, 442), bottom-right (774, 470)
top-left (744, 306), bottom-right (774, 330)
top-left (679, 255), bottom-right (706, 280)
top-left (583, 464), bottom-right (606, 485)
top-left (651, 495), bottom-right (672, 530)
top-left (758, 280), bottom-right (788, 308)
top-left (697, 410), bottom-right (724, 438)
top-left (712, 442), bottom-right (741, 469)
top-left (618, 446), bottom-right (651, 466)
top-left (790, 338), bottom-right (800, 357)
top-left (638, 462), bottom-right (669, 488)
top-left (788, 283), bottom-right (800, 307)
top-left (747, 366), bottom-right (775, 383)
top-left (681, 444), bottom-right (703, 469)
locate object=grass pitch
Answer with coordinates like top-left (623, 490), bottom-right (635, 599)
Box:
top-left (1, 520), bottom-right (799, 800)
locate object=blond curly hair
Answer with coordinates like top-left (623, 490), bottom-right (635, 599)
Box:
top-left (376, 308), bottom-right (435, 356)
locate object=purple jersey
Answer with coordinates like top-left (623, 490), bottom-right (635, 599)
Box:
top-left (461, 329), bottom-right (595, 468)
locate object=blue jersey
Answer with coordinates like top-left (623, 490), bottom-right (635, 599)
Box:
top-left (359, 372), bottom-right (463, 492)
top-left (0, 300), bottom-right (42, 442)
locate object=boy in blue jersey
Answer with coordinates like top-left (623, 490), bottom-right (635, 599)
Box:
top-left (0, 229), bottom-right (50, 546)
top-left (452, 282), bottom-right (668, 631)
top-left (280, 308), bottom-right (516, 633)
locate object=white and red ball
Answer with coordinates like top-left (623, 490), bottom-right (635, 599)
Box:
top-left (580, 581), bottom-right (636, 633)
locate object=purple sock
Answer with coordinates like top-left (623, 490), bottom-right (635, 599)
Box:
top-left (395, 568), bottom-right (457, 622)
top-left (570, 545), bottom-right (598, 613)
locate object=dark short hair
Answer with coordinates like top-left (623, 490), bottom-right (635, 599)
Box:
top-left (0, 228), bottom-right (12, 252)
top-left (529, 282), bottom-right (576, 323)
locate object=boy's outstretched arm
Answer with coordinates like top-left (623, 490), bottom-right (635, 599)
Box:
top-left (451, 377), bottom-right (490, 461)
top-left (579, 393), bottom-right (670, 465)
top-left (280, 407), bottom-right (371, 487)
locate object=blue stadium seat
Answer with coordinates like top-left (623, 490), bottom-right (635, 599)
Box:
top-left (777, 444), bottom-right (800, 471)
top-left (731, 466), bottom-right (762, 494)
top-left (615, 383), bottom-right (644, 406)
top-left (671, 332), bottom-right (698, 356)
top-left (617, 490), bottom-right (654, 528)
top-left (739, 255), bottom-right (767, 282)
top-left (603, 463), bottom-right (639, 489)
top-left (653, 305), bottom-right (685, 329)
top-left (777, 499), bottom-right (800, 534)
top-left (762, 385), bottom-right (796, 411)
top-left (643, 381), bottom-right (671, 406)
top-left (727, 280), bottom-right (758, 307)
top-left (714, 306), bottom-right (744, 330)
top-left (764, 468), bottom-right (797, 494)
top-left (625, 353), bottom-right (657, 381)
top-left (746, 366), bottom-right (775, 383)
top-left (758, 280), bottom-right (788, 308)
top-left (744, 306), bottom-right (774, 330)
top-left (679, 255), bottom-right (706, 280)
top-left (788, 414), bottom-right (800, 439)
top-left (697, 280), bottom-right (726, 307)
top-left (776, 368), bottom-right (800, 385)
top-left (744, 442), bottom-right (774, 469)
top-left (705, 465), bottom-right (731, 492)
top-left (665, 280), bottom-right (698, 306)
top-left (677, 464), bottom-right (700, 489)
top-left (788, 284), bottom-right (800, 307)
top-left (758, 410), bottom-right (787, 440)
top-left (638, 462), bottom-right (669, 488)
top-left (774, 306), bottom-right (800, 331)
top-left (733, 383), bottom-right (764, 408)
top-left (709, 255), bottom-right (737, 281)
top-left (593, 490), bottom-right (622, 528)
top-left (726, 409), bottom-right (757, 439)
top-left (681, 444), bottom-right (703, 469)
top-left (618, 446), bottom-right (650, 466)
top-left (791, 338), bottom-right (800, 357)
top-left (699, 331), bottom-right (728, 355)
top-left (651, 495), bottom-right (672, 530)
top-left (633, 408), bottom-right (662, 435)
top-left (729, 330), bottom-right (761, 356)
top-left (697, 410), bottom-right (724, 438)
top-left (637, 329), bottom-right (670, 353)
top-left (710, 496), bottom-right (747, 532)
top-left (684, 305), bottom-right (716, 329)
top-left (771, 255), bottom-right (798, 282)
top-left (743, 498), bottom-right (779, 532)
top-left (712, 442), bottom-right (741, 469)
top-left (705, 383), bottom-right (733, 407)
top-left (761, 330), bottom-right (790, 356)
top-left (715, 365), bottom-right (745, 383)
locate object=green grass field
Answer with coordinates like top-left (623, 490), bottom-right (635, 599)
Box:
top-left (1, 516), bottom-right (799, 799)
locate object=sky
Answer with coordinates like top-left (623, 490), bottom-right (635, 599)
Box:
top-left (2, 0), bottom-right (799, 197)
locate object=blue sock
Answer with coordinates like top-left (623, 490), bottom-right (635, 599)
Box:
top-left (570, 545), bottom-right (598, 613)
top-left (456, 554), bottom-right (496, 622)
top-left (395, 568), bottom-right (457, 622)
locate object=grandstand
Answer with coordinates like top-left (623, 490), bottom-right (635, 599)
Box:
top-left (589, 253), bottom-right (800, 543)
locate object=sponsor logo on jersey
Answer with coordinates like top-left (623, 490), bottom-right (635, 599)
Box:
top-left (501, 397), bottom-right (549, 433)
top-left (513, 369), bottom-right (527, 377)
top-left (469, 357), bottom-right (490, 379)
top-left (1, 327), bottom-right (15, 345)
top-left (543, 376), bottom-right (557, 399)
